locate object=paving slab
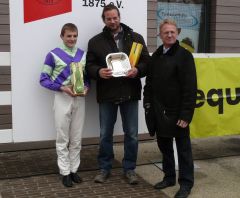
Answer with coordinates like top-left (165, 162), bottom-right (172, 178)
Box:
top-left (0, 135), bottom-right (239, 197)
top-left (0, 144), bottom-right (168, 198)
top-left (0, 169), bottom-right (168, 198)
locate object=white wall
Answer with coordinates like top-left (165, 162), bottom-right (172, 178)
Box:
top-left (9, 0), bottom-right (147, 142)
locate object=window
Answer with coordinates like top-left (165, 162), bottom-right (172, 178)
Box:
top-left (157, 0), bottom-right (210, 52)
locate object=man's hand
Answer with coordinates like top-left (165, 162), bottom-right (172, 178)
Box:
top-left (60, 85), bottom-right (75, 97)
top-left (127, 67), bottom-right (138, 78)
top-left (99, 68), bottom-right (112, 79)
top-left (176, 119), bottom-right (188, 128)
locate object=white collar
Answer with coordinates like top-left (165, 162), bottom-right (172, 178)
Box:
top-left (163, 46), bottom-right (170, 54)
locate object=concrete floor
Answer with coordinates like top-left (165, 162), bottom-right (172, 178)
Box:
top-left (0, 135), bottom-right (239, 197)
top-left (114, 135), bottom-right (240, 198)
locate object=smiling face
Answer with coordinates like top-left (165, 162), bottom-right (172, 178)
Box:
top-left (103, 9), bottom-right (121, 34)
top-left (160, 23), bottom-right (178, 48)
top-left (61, 29), bottom-right (78, 49)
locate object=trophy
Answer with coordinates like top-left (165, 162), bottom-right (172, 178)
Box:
top-left (106, 52), bottom-right (131, 77)
top-left (70, 62), bottom-right (84, 94)
top-left (129, 42), bottom-right (143, 67)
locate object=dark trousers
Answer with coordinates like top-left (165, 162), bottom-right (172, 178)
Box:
top-left (157, 136), bottom-right (194, 188)
top-left (98, 101), bottom-right (138, 172)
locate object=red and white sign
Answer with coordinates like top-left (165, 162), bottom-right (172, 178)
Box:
top-left (24, 0), bottom-right (72, 23)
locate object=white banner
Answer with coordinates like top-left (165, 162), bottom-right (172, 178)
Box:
top-left (10, 0), bottom-right (147, 142)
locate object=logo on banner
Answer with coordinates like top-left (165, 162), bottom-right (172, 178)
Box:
top-left (37, 0), bottom-right (62, 5)
top-left (24, 0), bottom-right (72, 23)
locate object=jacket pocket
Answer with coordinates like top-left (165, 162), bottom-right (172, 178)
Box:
top-left (144, 106), bottom-right (156, 137)
top-left (162, 112), bottom-right (178, 127)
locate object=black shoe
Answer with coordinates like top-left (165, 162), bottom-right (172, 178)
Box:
top-left (154, 180), bottom-right (176, 190)
top-left (62, 174), bottom-right (73, 187)
top-left (174, 186), bottom-right (191, 198)
top-left (70, 172), bottom-right (82, 183)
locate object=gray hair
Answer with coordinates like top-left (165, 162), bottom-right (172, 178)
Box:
top-left (159, 18), bottom-right (178, 31)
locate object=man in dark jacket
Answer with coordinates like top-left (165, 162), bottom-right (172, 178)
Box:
top-left (144, 19), bottom-right (197, 198)
top-left (86, 4), bottom-right (149, 185)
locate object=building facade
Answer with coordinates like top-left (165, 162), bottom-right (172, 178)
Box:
top-left (0, 0), bottom-right (240, 142)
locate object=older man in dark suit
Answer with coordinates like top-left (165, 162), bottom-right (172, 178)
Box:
top-left (144, 18), bottom-right (197, 198)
